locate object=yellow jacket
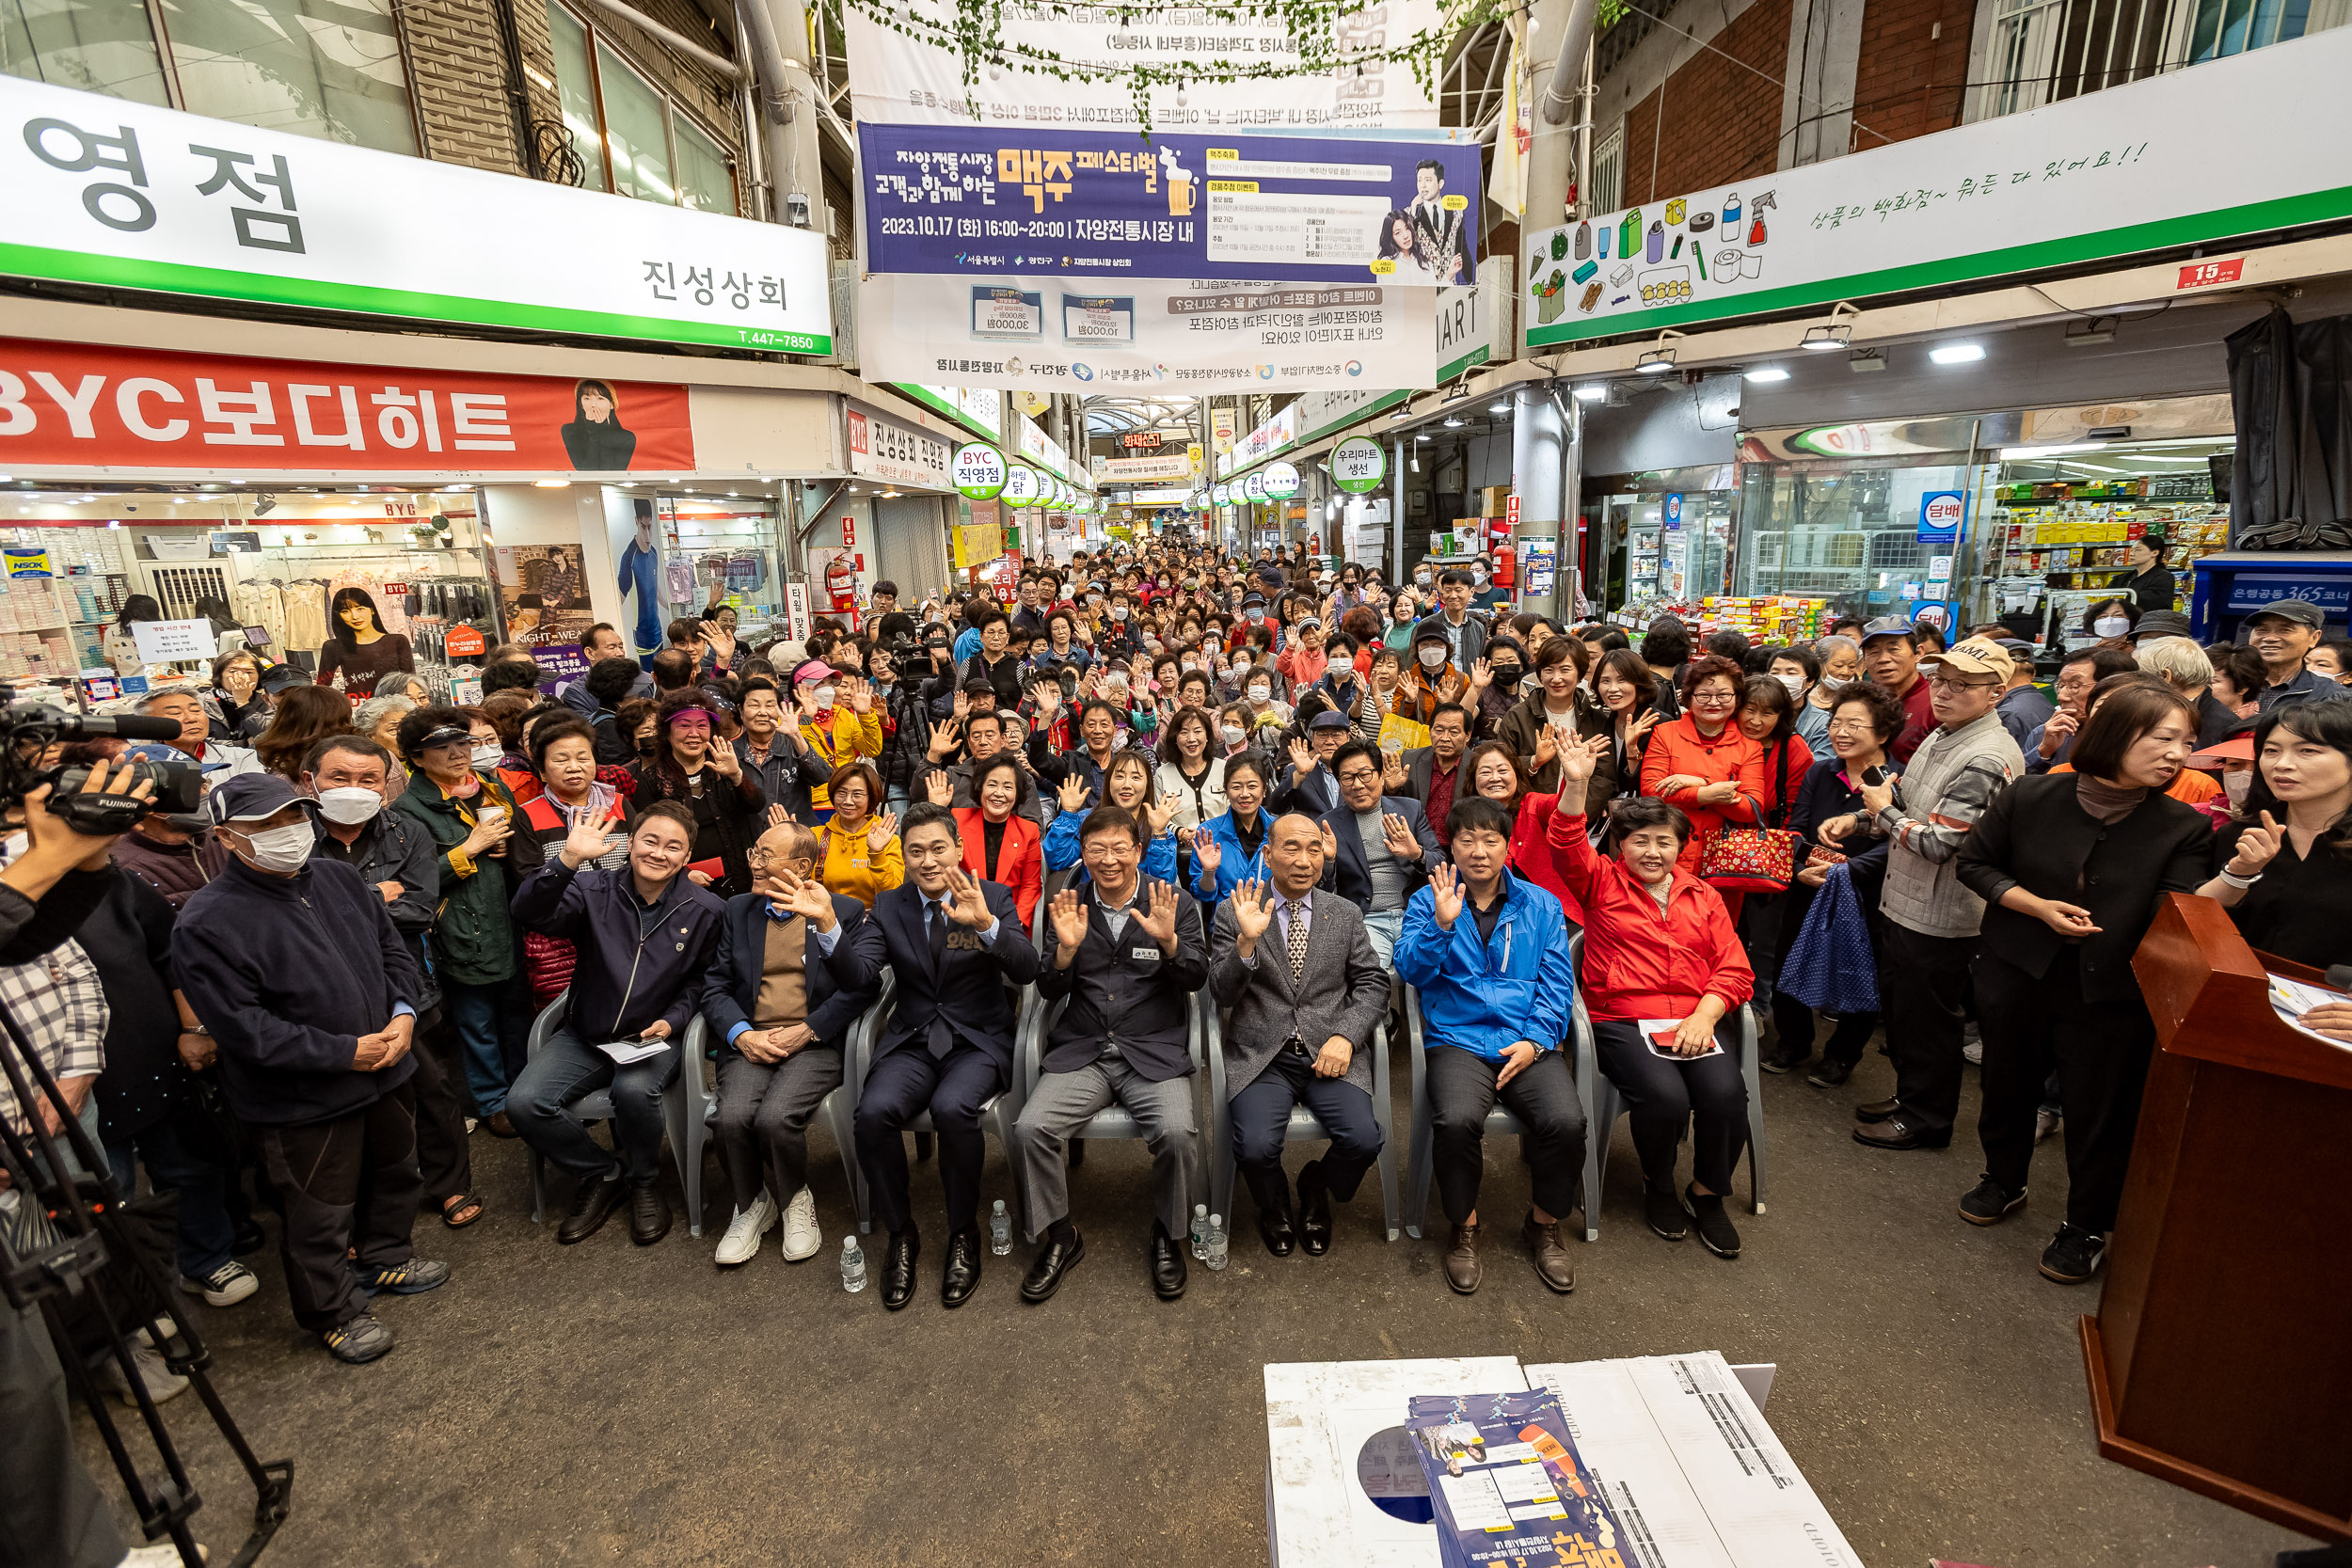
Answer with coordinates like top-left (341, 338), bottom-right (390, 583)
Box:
top-left (816, 816), bottom-right (903, 909)
top-left (799, 706), bottom-right (884, 816)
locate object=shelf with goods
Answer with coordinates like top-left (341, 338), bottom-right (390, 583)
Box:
top-left (1984, 475), bottom-right (2229, 631)
top-left (653, 497), bottom-right (784, 646)
top-left (1606, 594), bottom-right (1831, 644)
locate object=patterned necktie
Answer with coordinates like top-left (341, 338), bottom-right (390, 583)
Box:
top-left (1285, 899), bottom-right (1310, 984)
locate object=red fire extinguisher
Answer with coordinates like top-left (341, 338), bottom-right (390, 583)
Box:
top-left (823, 550), bottom-right (860, 624)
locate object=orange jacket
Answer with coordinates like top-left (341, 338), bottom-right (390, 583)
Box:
top-left (1639, 714), bottom-right (1766, 872)
top-left (954, 806), bottom-right (1043, 933)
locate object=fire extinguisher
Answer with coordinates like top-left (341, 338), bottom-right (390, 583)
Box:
top-left (823, 550), bottom-right (859, 623)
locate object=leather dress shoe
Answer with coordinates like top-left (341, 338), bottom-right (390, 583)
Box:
top-left (1150, 1227), bottom-right (1187, 1300)
top-left (1257, 1204), bottom-right (1296, 1257)
top-left (628, 1184), bottom-right (671, 1246)
top-left (1443, 1222), bottom-right (1482, 1294)
top-left (1020, 1229), bottom-right (1085, 1303)
top-left (941, 1228), bottom-right (983, 1308)
top-left (1854, 1096), bottom-right (1903, 1123)
top-left (1853, 1114), bottom-right (1947, 1150)
top-left (881, 1230), bottom-right (919, 1311)
top-left (1296, 1162), bottom-right (1333, 1257)
top-left (1521, 1212), bottom-right (1575, 1293)
top-left (556, 1173), bottom-right (626, 1244)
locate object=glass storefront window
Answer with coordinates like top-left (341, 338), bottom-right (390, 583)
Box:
top-left (2, 0), bottom-right (171, 103)
top-left (1735, 460), bottom-right (1977, 623)
top-left (1597, 481), bottom-right (1734, 610)
top-left (547, 4), bottom-right (608, 192)
top-left (672, 116), bottom-right (734, 215)
top-left (596, 43), bottom-right (675, 204)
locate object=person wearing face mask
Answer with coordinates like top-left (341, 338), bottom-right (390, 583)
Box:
top-left (1465, 636), bottom-right (1533, 742)
top-left (1468, 559), bottom-right (1511, 615)
top-left (792, 661), bottom-right (883, 823)
top-left (1801, 635), bottom-right (1865, 748)
top-left (1956, 680), bottom-right (2210, 1286)
top-left (2080, 597), bottom-right (2138, 645)
top-left (507, 800), bottom-right (726, 1247)
top-left (1295, 647), bottom-right (1376, 741)
top-left (1764, 645), bottom-right (1825, 748)
top-left (1395, 623), bottom-right (1463, 726)
top-left (172, 772), bottom-right (444, 1365)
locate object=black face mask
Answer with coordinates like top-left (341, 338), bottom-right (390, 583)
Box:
top-left (636, 736), bottom-right (660, 757)
top-left (1490, 665), bottom-right (1524, 689)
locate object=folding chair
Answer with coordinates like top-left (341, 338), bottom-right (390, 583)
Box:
top-left (845, 980), bottom-right (1037, 1235)
top-left (1012, 989), bottom-right (1211, 1238)
top-left (1203, 995), bottom-right (1401, 1242)
top-left (523, 990), bottom-right (700, 1230)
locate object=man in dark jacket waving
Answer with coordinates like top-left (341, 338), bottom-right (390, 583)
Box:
top-left (507, 799), bottom-right (724, 1246)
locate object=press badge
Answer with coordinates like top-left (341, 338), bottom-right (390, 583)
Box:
top-left (1131, 946), bottom-right (1159, 961)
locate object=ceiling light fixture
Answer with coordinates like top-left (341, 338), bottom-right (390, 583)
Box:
top-left (1441, 379), bottom-right (1471, 405)
top-left (1848, 349), bottom-right (1886, 373)
top-left (1443, 415), bottom-right (1465, 428)
top-left (1743, 366), bottom-right (1790, 383)
top-left (2064, 316), bottom-right (2118, 347)
top-left (1635, 329), bottom-right (1684, 375)
top-left (1929, 341), bottom-right (1985, 365)
top-left (1389, 404), bottom-right (1415, 422)
top-left (1802, 301), bottom-right (1861, 351)
top-left (1488, 401), bottom-right (1512, 415)
top-left (532, 478), bottom-right (570, 488)
top-left (1572, 385), bottom-right (1608, 403)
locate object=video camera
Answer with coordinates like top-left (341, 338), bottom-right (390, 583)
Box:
top-left (0, 691), bottom-right (201, 831)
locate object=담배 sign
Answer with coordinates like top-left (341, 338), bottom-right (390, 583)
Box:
top-left (1331, 436), bottom-right (1386, 493)
top-left (131, 618), bottom-right (216, 663)
top-left (954, 441), bottom-right (1007, 499)
top-left (1919, 490), bottom-right (1965, 545)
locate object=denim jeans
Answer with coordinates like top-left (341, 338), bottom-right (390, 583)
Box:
top-left (104, 1110), bottom-right (236, 1282)
top-left (443, 973), bottom-right (534, 1117)
top-left (507, 1024), bottom-right (680, 1188)
top-left (1362, 909), bottom-right (1404, 971)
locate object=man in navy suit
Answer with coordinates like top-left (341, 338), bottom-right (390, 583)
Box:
top-left (1315, 739), bottom-right (1443, 970)
top-left (856, 802), bottom-right (1041, 1309)
top-left (701, 821), bottom-right (885, 1268)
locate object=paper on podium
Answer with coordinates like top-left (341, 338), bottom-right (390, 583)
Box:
top-left (1264, 1357), bottom-right (1528, 1568)
top-left (1525, 1359), bottom-right (1738, 1568)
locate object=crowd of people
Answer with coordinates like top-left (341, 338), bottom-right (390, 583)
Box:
top-left (10, 539), bottom-right (2351, 1385)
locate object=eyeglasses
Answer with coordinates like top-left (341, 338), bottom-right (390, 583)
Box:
top-left (1926, 675), bottom-right (1994, 693)
top-left (1824, 718), bottom-right (1875, 733)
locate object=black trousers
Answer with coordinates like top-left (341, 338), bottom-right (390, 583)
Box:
top-left (0, 1297), bottom-right (123, 1568)
top-left (1591, 1018), bottom-right (1749, 1195)
top-left (253, 1084), bottom-right (421, 1332)
top-left (406, 1006), bottom-right (473, 1206)
top-left (1231, 1051), bottom-right (1382, 1215)
top-left (1879, 922), bottom-right (1979, 1142)
top-left (1975, 949), bottom-right (2155, 1233)
top-left (854, 1043), bottom-right (1001, 1237)
top-left (1426, 1045), bottom-right (1585, 1226)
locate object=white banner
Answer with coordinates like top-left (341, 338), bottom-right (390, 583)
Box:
top-left (847, 404), bottom-right (952, 489)
top-left (1525, 29), bottom-right (2352, 346)
top-left (856, 275), bottom-right (1436, 396)
top-left (1102, 453), bottom-right (1193, 481)
top-left (845, 0), bottom-right (1448, 132)
top-left (0, 76), bottom-right (833, 354)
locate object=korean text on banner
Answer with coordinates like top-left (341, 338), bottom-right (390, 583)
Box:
top-left (844, 0), bottom-right (1447, 131)
top-left (1522, 27), bottom-right (2352, 346)
top-left (1, 75), bottom-right (834, 354)
top-left (863, 125), bottom-right (1479, 286)
top-left (857, 275), bottom-right (1437, 394)
top-left (0, 338), bottom-right (695, 475)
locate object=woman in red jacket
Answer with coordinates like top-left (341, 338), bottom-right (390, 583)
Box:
top-left (1549, 734), bottom-right (1755, 1259)
top-left (930, 753), bottom-right (1042, 932)
top-left (1639, 654), bottom-right (1766, 889)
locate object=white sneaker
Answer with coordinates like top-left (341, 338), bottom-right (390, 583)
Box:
top-left (780, 1185), bottom-right (821, 1262)
top-left (1962, 1037), bottom-right (1983, 1065)
top-left (179, 1261), bottom-right (258, 1307)
top-left (99, 1335), bottom-right (188, 1408)
top-left (120, 1542), bottom-right (208, 1565)
top-left (713, 1191), bottom-right (777, 1266)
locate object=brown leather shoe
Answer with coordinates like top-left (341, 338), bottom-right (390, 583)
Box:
top-left (1853, 1096), bottom-right (1902, 1124)
top-left (485, 1111), bottom-right (517, 1138)
top-left (1443, 1222), bottom-right (1482, 1295)
top-left (1520, 1213), bottom-right (1575, 1294)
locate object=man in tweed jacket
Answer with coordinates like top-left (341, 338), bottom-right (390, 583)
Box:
top-left (1208, 812), bottom-right (1392, 1258)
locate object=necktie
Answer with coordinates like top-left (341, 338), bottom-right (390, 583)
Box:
top-left (925, 901), bottom-right (951, 1058)
top-left (1285, 900), bottom-right (1310, 984)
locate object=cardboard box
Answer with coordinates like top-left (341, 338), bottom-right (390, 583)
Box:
top-left (1481, 485), bottom-right (1513, 516)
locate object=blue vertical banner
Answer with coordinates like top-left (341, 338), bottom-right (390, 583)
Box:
top-left (861, 123), bottom-right (1480, 285)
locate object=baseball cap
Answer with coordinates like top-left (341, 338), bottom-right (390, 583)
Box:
top-left (1994, 638), bottom-right (2037, 660)
top-left (1308, 708), bottom-right (1351, 731)
top-left (2129, 610), bottom-right (2194, 641)
top-left (205, 771), bottom-right (310, 827)
top-left (1858, 615), bottom-right (1918, 644)
top-left (2247, 598), bottom-right (2325, 630)
top-left (1295, 616), bottom-right (1322, 631)
top-left (1922, 637), bottom-right (2015, 684)
top-left (1411, 620), bottom-right (1453, 645)
top-left (124, 739), bottom-right (226, 776)
top-left (258, 663), bottom-right (311, 695)
top-left (408, 721), bottom-right (472, 754)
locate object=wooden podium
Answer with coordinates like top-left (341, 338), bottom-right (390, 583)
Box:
top-left (2089, 893), bottom-right (2352, 1541)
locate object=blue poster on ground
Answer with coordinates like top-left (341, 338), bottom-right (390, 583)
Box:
top-left (861, 123), bottom-right (1480, 285)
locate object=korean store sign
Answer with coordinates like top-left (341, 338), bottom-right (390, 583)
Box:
top-left (0, 338), bottom-right (695, 474)
top-left (1, 76), bottom-right (833, 355)
top-left (847, 406), bottom-right (953, 488)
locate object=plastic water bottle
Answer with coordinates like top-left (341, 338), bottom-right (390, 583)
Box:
top-left (840, 1234), bottom-right (866, 1293)
top-left (1190, 1203), bottom-right (1209, 1259)
top-left (990, 1199), bottom-right (1012, 1256)
top-left (1205, 1213), bottom-right (1229, 1271)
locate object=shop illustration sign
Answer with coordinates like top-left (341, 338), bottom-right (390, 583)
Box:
top-left (862, 124), bottom-right (1480, 286)
top-left (0, 338), bottom-right (696, 475)
top-left (1, 76), bottom-right (832, 354)
top-left (1523, 29), bottom-right (2352, 346)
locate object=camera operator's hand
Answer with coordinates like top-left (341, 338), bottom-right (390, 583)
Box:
top-left (4, 761), bottom-right (155, 903)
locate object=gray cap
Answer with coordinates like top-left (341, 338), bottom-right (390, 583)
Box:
top-left (2246, 598), bottom-right (2325, 630)
top-left (2129, 610), bottom-right (2194, 641)
top-left (1858, 615), bottom-right (1917, 644)
top-left (1308, 708), bottom-right (1352, 731)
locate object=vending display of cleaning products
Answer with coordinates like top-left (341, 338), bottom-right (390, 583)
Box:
top-left (1527, 179), bottom-right (1774, 338)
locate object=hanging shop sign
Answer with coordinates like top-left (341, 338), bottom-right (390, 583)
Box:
top-left (1103, 453), bottom-right (1195, 482)
top-left (1262, 460), bottom-right (1301, 499)
top-left (842, 0), bottom-right (1448, 132)
top-left (846, 406), bottom-right (952, 489)
top-left (1221, 403), bottom-right (1299, 479)
top-left (1286, 280), bottom-right (1486, 443)
top-left (1213, 483), bottom-right (1232, 505)
top-left (2, 77), bottom-right (832, 354)
top-left (1523, 29), bottom-right (2352, 346)
top-left (1919, 491), bottom-right (1965, 546)
top-left (1244, 471), bottom-right (1267, 501)
top-left (1331, 436), bottom-right (1387, 492)
top-left (1213, 405), bottom-right (1236, 454)
top-left (953, 441), bottom-right (1008, 499)
top-left (1120, 432), bottom-right (1164, 450)
top-left (1001, 462), bottom-right (1042, 506)
top-left (862, 125), bottom-right (1479, 286)
top-left (0, 338), bottom-right (695, 476)
top-left (857, 273), bottom-right (1438, 394)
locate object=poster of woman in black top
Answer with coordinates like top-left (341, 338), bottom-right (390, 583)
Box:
top-left (560, 378), bottom-right (638, 470)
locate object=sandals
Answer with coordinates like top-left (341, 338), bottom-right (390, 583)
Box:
top-left (441, 1194), bottom-right (485, 1228)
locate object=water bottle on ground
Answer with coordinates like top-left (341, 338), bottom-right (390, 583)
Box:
top-left (1205, 1213), bottom-right (1229, 1271)
top-left (1190, 1203), bottom-right (1208, 1259)
top-left (990, 1199), bottom-right (1012, 1256)
top-left (840, 1234), bottom-right (866, 1292)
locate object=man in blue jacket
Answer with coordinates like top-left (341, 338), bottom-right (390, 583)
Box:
top-left (1393, 796), bottom-right (1581, 1297)
top-left (506, 799), bottom-right (725, 1247)
top-left (173, 773), bottom-right (443, 1366)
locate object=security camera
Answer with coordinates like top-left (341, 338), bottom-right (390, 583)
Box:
top-left (254, 494), bottom-right (278, 516)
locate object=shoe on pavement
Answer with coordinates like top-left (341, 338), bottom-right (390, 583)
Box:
top-left (1805, 1059), bottom-right (1853, 1087)
top-left (780, 1186), bottom-right (822, 1261)
top-left (99, 1336), bottom-right (189, 1407)
top-left (557, 1172), bottom-right (627, 1244)
top-left (714, 1190), bottom-right (778, 1266)
top-left (1852, 1114), bottom-right (1947, 1150)
top-left (1644, 1185), bottom-right (1689, 1241)
top-left (1520, 1212), bottom-right (1575, 1293)
top-left (1959, 1177), bottom-right (2027, 1226)
top-left (359, 1258), bottom-right (450, 1296)
top-left (1758, 1047), bottom-right (1805, 1076)
top-left (2040, 1225), bottom-right (2107, 1285)
top-left (179, 1260), bottom-right (258, 1307)
top-left (941, 1228), bottom-right (983, 1308)
top-left (1020, 1228), bottom-right (1085, 1303)
top-left (1686, 1185), bottom-right (1740, 1259)
top-left (628, 1183), bottom-right (672, 1246)
top-left (119, 1541), bottom-right (209, 1564)
top-left (2035, 1107), bottom-right (2062, 1144)
top-left (1443, 1222), bottom-right (1482, 1295)
top-left (321, 1312), bottom-right (394, 1365)
top-left (1854, 1096), bottom-right (1902, 1123)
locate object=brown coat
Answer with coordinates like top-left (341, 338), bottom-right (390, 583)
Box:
top-left (1494, 689), bottom-right (1619, 814)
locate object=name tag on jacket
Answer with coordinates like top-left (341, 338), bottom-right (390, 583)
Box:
top-left (946, 929), bottom-right (985, 951)
top-left (1129, 945), bottom-right (1161, 962)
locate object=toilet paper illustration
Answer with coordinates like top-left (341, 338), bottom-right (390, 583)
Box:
top-left (1713, 249), bottom-right (1763, 280)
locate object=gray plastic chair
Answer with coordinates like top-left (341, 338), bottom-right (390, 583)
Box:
top-left (1401, 931), bottom-right (1603, 1242)
top-left (845, 980), bottom-right (1037, 1236)
top-left (523, 990), bottom-right (702, 1232)
top-left (1011, 989), bottom-right (1210, 1238)
top-left (1589, 1002), bottom-right (1767, 1217)
top-left (672, 970), bottom-right (895, 1237)
top-left (1202, 995), bottom-right (1401, 1242)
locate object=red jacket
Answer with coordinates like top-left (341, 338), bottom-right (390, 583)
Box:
top-left (1511, 791), bottom-right (1580, 926)
top-left (1638, 715), bottom-right (1765, 873)
top-left (954, 805), bottom-right (1042, 933)
top-left (1890, 674), bottom-right (1936, 763)
top-left (1545, 805), bottom-right (1753, 1021)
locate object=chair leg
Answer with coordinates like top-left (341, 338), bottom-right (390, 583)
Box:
top-left (1740, 1011), bottom-right (1767, 1215)
top-left (1590, 1083), bottom-right (1622, 1239)
top-left (824, 1088), bottom-right (866, 1237)
top-left (1404, 1101), bottom-right (1434, 1241)
top-left (529, 1148), bottom-right (546, 1226)
top-left (1375, 1140), bottom-right (1401, 1243)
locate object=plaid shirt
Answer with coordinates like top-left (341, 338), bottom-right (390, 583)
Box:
top-left (0, 940), bottom-right (109, 1135)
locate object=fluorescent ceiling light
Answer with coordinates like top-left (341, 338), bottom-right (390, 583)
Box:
top-left (1929, 342), bottom-right (1985, 365)
top-left (1743, 367), bottom-right (1789, 383)
top-left (532, 479), bottom-right (570, 488)
top-left (1488, 401), bottom-right (1511, 415)
top-left (1572, 385), bottom-right (1607, 402)
top-left (1998, 443), bottom-right (2108, 459)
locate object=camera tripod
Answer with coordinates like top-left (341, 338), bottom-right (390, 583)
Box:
top-left (0, 992), bottom-right (292, 1567)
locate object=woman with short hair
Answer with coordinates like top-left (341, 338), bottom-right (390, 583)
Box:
top-left (813, 760), bottom-right (901, 909)
top-left (1639, 655), bottom-right (1766, 884)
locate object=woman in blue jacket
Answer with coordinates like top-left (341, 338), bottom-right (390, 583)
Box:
top-left (1041, 750), bottom-right (1178, 885)
top-left (1190, 750), bottom-right (1272, 903)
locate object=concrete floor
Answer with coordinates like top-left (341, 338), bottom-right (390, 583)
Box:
top-left (75, 1047), bottom-right (2313, 1568)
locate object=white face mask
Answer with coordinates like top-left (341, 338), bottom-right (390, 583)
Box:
top-left (1471, 570), bottom-right (1489, 586)
top-left (2093, 615), bottom-right (2130, 638)
top-left (470, 742), bottom-right (503, 768)
top-left (1219, 723), bottom-right (1246, 746)
top-left (1776, 673), bottom-right (1805, 699)
top-left (1111, 605), bottom-right (1129, 621)
top-left (1418, 645), bottom-right (1447, 669)
top-left (813, 685), bottom-right (838, 710)
top-left (316, 786), bottom-right (383, 826)
top-left (1415, 572), bottom-right (1433, 587)
top-left (2224, 769), bottom-right (2253, 805)
top-left (238, 820), bottom-right (316, 875)
top-left (1248, 684), bottom-right (1271, 704)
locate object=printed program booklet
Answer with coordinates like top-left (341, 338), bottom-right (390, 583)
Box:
top-left (1406, 1388), bottom-right (1648, 1568)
